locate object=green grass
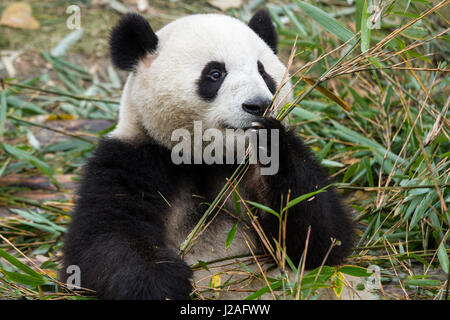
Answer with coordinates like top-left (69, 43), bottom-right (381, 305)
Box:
top-left (0, 0), bottom-right (449, 300)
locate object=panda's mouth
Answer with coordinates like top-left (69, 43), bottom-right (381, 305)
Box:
top-left (219, 120), bottom-right (266, 131)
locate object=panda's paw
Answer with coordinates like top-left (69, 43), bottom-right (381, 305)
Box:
top-left (109, 247), bottom-right (193, 300)
top-left (248, 117), bottom-right (289, 162)
top-left (146, 248), bottom-right (193, 300)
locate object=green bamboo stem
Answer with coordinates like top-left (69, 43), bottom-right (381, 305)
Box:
top-left (1, 80), bottom-right (119, 104)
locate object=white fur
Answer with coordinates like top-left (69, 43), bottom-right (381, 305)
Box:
top-left (110, 14), bottom-right (292, 146)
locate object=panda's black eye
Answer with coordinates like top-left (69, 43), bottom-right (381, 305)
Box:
top-left (198, 61), bottom-right (227, 101)
top-left (208, 69), bottom-right (222, 81)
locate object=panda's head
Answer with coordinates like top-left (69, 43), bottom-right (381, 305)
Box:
top-left (109, 10), bottom-right (292, 147)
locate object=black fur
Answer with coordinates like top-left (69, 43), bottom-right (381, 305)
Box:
top-left (248, 9), bottom-right (278, 54)
top-left (62, 139), bottom-right (193, 299)
top-left (248, 118), bottom-right (354, 268)
top-left (258, 61), bottom-right (277, 94)
top-left (62, 118), bottom-right (354, 299)
top-left (110, 13), bottom-right (158, 71)
top-left (197, 61), bottom-right (227, 101)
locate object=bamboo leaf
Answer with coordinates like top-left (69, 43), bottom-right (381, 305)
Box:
top-left (246, 200), bottom-right (280, 218)
top-left (301, 266), bottom-right (335, 286)
top-left (302, 77), bottom-right (351, 112)
top-left (245, 281), bottom-right (282, 300)
top-left (405, 277), bottom-right (441, 287)
top-left (9, 208), bottom-right (66, 234)
top-left (1, 270), bottom-right (46, 287)
top-left (196, 260), bottom-right (210, 272)
top-left (296, 1), bottom-right (355, 43)
top-left (2, 143), bottom-right (60, 188)
top-left (339, 265), bottom-right (373, 277)
top-left (362, 157), bottom-right (374, 187)
top-left (343, 162), bottom-right (360, 183)
top-left (225, 222), bottom-right (237, 250)
top-left (437, 241), bottom-right (449, 274)
top-left (51, 29), bottom-right (83, 57)
top-left (283, 185), bottom-right (331, 212)
top-left (355, 0), bottom-right (364, 32)
top-left (401, 26), bottom-right (428, 39)
top-left (331, 120), bottom-right (405, 165)
top-left (0, 248), bottom-right (42, 278)
top-left (282, 4), bottom-right (307, 36)
top-left (291, 106), bottom-right (322, 121)
top-left (0, 91), bottom-right (6, 138)
top-left (332, 271), bottom-right (345, 299)
top-left (318, 141), bottom-right (334, 160)
top-left (361, 0), bottom-right (371, 52)
top-left (409, 192), bottom-right (435, 230)
top-left (321, 159), bottom-right (344, 168)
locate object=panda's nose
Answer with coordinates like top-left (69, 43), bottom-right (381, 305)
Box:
top-left (242, 98), bottom-right (272, 116)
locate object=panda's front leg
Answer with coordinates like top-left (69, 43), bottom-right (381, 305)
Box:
top-left (62, 214), bottom-right (193, 300)
top-left (246, 118), bottom-right (354, 269)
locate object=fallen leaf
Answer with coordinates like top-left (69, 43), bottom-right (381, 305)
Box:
top-left (208, 0), bottom-right (242, 11)
top-left (0, 3), bottom-right (40, 30)
top-left (45, 114), bottom-right (76, 121)
top-left (211, 273), bottom-right (221, 288)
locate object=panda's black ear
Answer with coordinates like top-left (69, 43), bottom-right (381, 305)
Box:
top-left (110, 13), bottom-right (158, 71)
top-left (248, 9), bottom-right (278, 54)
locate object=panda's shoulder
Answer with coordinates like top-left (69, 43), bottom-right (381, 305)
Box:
top-left (88, 137), bottom-right (170, 167)
top-left (78, 137), bottom-right (175, 194)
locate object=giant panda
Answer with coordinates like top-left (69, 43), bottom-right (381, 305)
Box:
top-left (61, 10), bottom-right (358, 300)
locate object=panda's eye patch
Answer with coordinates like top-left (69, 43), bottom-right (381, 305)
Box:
top-left (197, 61), bottom-right (227, 101)
top-left (257, 60), bottom-right (277, 95)
top-left (257, 61), bottom-right (265, 75)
